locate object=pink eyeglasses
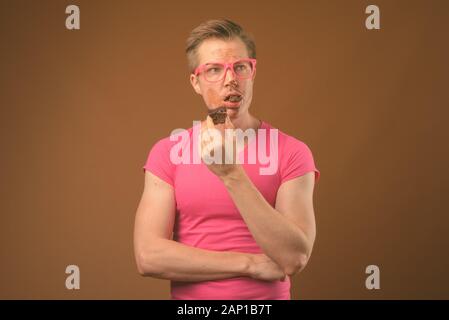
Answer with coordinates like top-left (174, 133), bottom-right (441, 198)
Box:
top-left (194, 58), bottom-right (257, 82)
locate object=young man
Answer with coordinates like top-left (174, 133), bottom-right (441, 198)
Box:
top-left (134, 19), bottom-right (320, 300)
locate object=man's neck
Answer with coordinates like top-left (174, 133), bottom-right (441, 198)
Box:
top-left (231, 112), bottom-right (261, 131)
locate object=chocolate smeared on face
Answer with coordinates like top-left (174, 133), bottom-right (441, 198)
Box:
top-left (208, 106), bottom-right (227, 125)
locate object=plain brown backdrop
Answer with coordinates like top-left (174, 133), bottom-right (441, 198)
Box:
top-left (1, 0), bottom-right (448, 299)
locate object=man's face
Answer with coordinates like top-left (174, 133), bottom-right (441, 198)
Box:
top-left (190, 37), bottom-right (256, 120)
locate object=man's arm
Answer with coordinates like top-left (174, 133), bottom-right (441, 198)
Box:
top-left (133, 171), bottom-right (286, 282)
top-left (221, 169), bottom-right (317, 277)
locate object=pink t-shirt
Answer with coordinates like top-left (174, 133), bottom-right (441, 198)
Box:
top-left (143, 121), bottom-right (320, 300)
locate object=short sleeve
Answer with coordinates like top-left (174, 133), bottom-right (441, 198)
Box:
top-left (142, 137), bottom-right (175, 186)
top-left (279, 137), bottom-right (320, 184)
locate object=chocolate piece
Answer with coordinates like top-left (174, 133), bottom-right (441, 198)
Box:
top-left (225, 95), bottom-right (243, 103)
top-left (208, 106), bottom-right (227, 125)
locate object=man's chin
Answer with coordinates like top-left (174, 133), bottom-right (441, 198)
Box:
top-left (226, 107), bottom-right (240, 118)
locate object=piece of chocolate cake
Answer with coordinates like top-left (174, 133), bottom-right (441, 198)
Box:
top-left (208, 106), bottom-right (227, 125)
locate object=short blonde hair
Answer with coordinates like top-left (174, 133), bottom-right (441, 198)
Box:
top-left (186, 19), bottom-right (256, 73)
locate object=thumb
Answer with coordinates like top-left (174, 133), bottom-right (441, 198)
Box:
top-left (225, 116), bottom-right (235, 129)
top-left (206, 115), bottom-right (215, 129)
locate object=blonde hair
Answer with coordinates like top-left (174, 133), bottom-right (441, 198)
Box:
top-left (186, 19), bottom-right (256, 73)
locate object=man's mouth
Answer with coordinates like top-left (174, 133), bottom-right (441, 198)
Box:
top-left (224, 94), bottom-right (243, 103)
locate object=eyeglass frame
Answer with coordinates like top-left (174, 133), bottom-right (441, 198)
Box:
top-left (193, 58), bottom-right (257, 82)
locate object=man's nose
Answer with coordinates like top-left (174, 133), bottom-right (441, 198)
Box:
top-left (223, 66), bottom-right (237, 85)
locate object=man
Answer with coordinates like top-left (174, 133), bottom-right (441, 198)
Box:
top-left (134, 19), bottom-right (320, 299)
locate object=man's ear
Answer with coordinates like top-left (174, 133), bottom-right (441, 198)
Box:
top-left (190, 74), bottom-right (202, 95)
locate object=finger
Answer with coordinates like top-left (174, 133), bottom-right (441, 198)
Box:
top-left (201, 123), bottom-right (222, 159)
top-left (206, 115), bottom-right (215, 129)
top-left (200, 120), bottom-right (213, 141)
top-left (207, 116), bottom-right (227, 145)
top-left (225, 116), bottom-right (235, 130)
top-left (224, 119), bottom-right (237, 158)
top-left (199, 123), bottom-right (211, 154)
top-left (201, 134), bottom-right (211, 158)
top-left (200, 134), bottom-right (211, 161)
top-left (224, 116), bottom-right (236, 139)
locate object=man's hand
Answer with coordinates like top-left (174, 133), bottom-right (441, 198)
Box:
top-left (199, 115), bottom-right (243, 178)
top-left (248, 254), bottom-right (287, 282)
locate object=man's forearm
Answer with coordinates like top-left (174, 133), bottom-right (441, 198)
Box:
top-left (136, 238), bottom-right (252, 282)
top-left (222, 167), bottom-right (311, 275)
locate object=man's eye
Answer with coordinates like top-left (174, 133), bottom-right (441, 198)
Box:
top-left (207, 67), bottom-right (222, 74)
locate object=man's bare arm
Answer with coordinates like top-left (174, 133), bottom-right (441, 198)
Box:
top-left (133, 171), bottom-right (285, 282)
top-left (222, 169), bottom-right (317, 277)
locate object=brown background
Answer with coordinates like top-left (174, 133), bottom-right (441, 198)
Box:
top-left (1, 0), bottom-right (448, 299)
